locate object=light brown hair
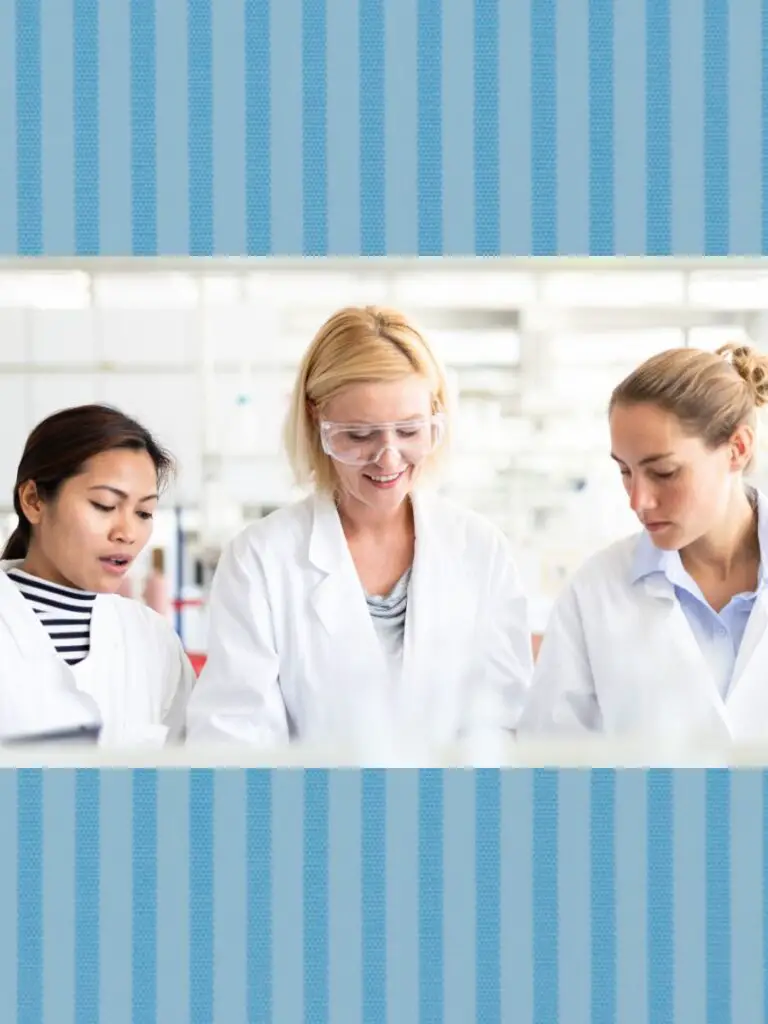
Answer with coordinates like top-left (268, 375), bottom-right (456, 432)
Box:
top-left (284, 305), bottom-right (449, 493)
top-left (610, 342), bottom-right (768, 457)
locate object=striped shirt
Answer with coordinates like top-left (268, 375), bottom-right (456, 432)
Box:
top-left (6, 569), bottom-right (96, 666)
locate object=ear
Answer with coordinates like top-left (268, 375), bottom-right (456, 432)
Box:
top-left (729, 424), bottom-right (755, 470)
top-left (17, 480), bottom-right (45, 526)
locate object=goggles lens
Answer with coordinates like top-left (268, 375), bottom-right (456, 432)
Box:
top-left (319, 414), bottom-right (445, 467)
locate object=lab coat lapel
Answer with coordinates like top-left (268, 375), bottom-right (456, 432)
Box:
top-left (638, 572), bottom-right (733, 738)
top-left (0, 564), bottom-right (58, 658)
top-left (724, 592), bottom-right (768, 735)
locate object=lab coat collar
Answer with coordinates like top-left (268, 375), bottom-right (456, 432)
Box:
top-left (629, 487), bottom-right (768, 594)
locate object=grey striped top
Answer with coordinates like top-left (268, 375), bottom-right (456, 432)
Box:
top-left (366, 568), bottom-right (411, 676)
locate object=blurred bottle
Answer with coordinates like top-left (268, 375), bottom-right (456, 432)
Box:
top-left (143, 547), bottom-right (170, 618)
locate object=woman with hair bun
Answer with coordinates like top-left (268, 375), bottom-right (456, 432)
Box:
top-left (520, 342), bottom-right (768, 740)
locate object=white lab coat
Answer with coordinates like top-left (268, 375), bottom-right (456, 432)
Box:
top-left (518, 531), bottom-right (768, 741)
top-left (185, 491), bottom-right (533, 753)
top-left (0, 561), bottom-right (195, 746)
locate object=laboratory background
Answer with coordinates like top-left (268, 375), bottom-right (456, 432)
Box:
top-left (1, 257), bottom-right (765, 666)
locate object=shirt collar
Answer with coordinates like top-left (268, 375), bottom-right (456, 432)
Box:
top-left (630, 487), bottom-right (768, 591)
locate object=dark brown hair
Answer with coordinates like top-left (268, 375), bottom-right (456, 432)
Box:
top-left (2, 404), bottom-right (174, 560)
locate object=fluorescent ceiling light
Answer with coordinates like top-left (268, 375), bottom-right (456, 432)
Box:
top-left (394, 270), bottom-right (536, 308)
top-left (0, 271), bottom-right (90, 308)
top-left (93, 273), bottom-right (199, 308)
top-left (542, 272), bottom-right (685, 307)
top-left (687, 273), bottom-right (768, 309)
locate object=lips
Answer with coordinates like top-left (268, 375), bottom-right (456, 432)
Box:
top-left (99, 555), bottom-right (133, 574)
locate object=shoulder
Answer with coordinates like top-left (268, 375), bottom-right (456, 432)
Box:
top-left (227, 496), bottom-right (314, 561)
top-left (418, 491), bottom-right (512, 554)
top-left (101, 594), bottom-right (181, 649)
top-left (563, 533), bottom-right (642, 602)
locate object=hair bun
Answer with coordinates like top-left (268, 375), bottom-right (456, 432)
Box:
top-left (716, 342), bottom-right (768, 409)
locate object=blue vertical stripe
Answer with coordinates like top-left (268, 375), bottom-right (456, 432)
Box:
top-left (730, 771), bottom-right (763, 1024)
top-left (646, 770), bottom-right (673, 1024)
top-left (132, 770), bottom-right (157, 1024)
top-left (0, 774), bottom-right (17, 1016)
top-left (303, 0), bottom-right (327, 255)
top-left (419, 769), bottom-right (444, 1024)
top-left (43, 771), bottom-right (76, 1024)
top-left (589, 0), bottom-right (613, 254)
top-left (41, 0), bottom-right (74, 255)
top-left (763, 0), bottom-right (768, 252)
top-left (704, 0), bottom-right (728, 254)
top-left (130, 0), bottom-right (156, 254)
top-left (212, 0), bottom-right (245, 255)
top-left (0, 2), bottom-right (17, 252)
top-left (189, 769), bottom-right (214, 1024)
top-left (245, 0), bottom-right (271, 255)
top-left (304, 769), bottom-right (329, 1022)
top-left (614, 0), bottom-right (646, 255)
top-left (728, 0), bottom-right (761, 255)
top-left (443, 772), bottom-right (475, 1024)
top-left (475, 0), bottom-right (499, 255)
top-left (386, 771), bottom-right (419, 1024)
top-left (100, 772), bottom-right (133, 1024)
top-left (362, 770), bottom-right (386, 1024)
top-left (17, 769), bottom-right (43, 1023)
top-left (615, 772), bottom-right (647, 1024)
top-left (673, 772), bottom-right (706, 1022)
top-left (646, 0), bottom-right (671, 254)
top-left (156, 0), bottom-right (188, 253)
top-left (329, 772), bottom-right (363, 1023)
top-left (156, 770), bottom-right (189, 1023)
top-left (272, 772), bottom-right (305, 1021)
top-left (16, 0), bottom-right (42, 255)
top-left (764, 771), bottom-right (768, 1020)
top-left (384, 0), bottom-right (418, 254)
top-left (417, 0), bottom-right (442, 254)
top-left (247, 770), bottom-right (272, 1024)
top-left (74, 0), bottom-right (99, 254)
top-left (590, 770), bottom-right (616, 1024)
top-left (326, 0), bottom-right (360, 255)
top-left (76, 770), bottom-right (100, 1023)
top-left (531, 0), bottom-right (556, 254)
top-left (188, 0), bottom-right (212, 255)
top-left (99, 0), bottom-right (131, 255)
top-left (442, 0), bottom-right (474, 255)
top-left (475, 770), bottom-right (500, 1024)
top-left (706, 770), bottom-right (731, 1023)
top-left (213, 772), bottom-right (247, 1024)
top-left (360, 0), bottom-right (385, 254)
top-left (557, 0), bottom-right (589, 255)
top-left (557, 771), bottom-right (591, 1024)
top-left (270, 0), bottom-right (302, 254)
top-left (532, 769), bottom-right (558, 1023)
top-left (500, 772), bottom-right (533, 1021)
top-left (498, 0), bottom-right (531, 256)
top-left (670, 0), bottom-right (704, 254)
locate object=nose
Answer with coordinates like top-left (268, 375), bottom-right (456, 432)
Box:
top-left (628, 476), bottom-right (657, 515)
top-left (109, 509), bottom-right (137, 545)
top-left (373, 445), bottom-right (402, 472)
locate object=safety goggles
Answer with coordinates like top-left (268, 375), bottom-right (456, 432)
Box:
top-left (319, 413), bottom-right (445, 467)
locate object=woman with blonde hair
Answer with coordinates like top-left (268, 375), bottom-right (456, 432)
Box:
top-left (186, 306), bottom-right (533, 755)
top-left (519, 342), bottom-right (768, 740)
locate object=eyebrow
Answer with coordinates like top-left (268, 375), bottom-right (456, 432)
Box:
top-left (89, 485), bottom-right (159, 502)
top-left (610, 452), bottom-right (674, 466)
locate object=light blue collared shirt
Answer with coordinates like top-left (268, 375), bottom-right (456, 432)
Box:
top-left (630, 489), bottom-right (768, 701)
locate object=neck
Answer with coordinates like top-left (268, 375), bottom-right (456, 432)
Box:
top-left (19, 548), bottom-right (78, 591)
top-left (681, 487), bottom-right (759, 581)
top-left (336, 493), bottom-right (413, 540)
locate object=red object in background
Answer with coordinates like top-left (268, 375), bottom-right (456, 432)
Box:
top-left (187, 652), bottom-right (208, 676)
top-left (185, 637), bottom-right (544, 678)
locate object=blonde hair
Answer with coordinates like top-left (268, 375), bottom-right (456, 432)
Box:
top-left (610, 342), bottom-right (768, 459)
top-left (284, 305), bottom-right (449, 493)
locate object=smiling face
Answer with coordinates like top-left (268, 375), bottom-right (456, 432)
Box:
top-left (18, 448), bottom-right (160, 592)
top-left (609, 401), bottom-right (753, 550)
top-left (320, 375), bottom-right (436, 519)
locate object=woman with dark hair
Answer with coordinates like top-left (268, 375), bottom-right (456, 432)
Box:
top-left (0, 404), bottom-right (195, 745)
